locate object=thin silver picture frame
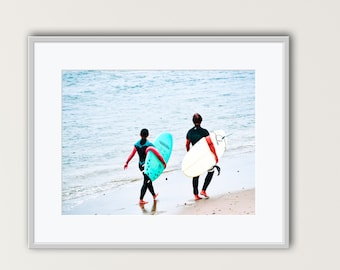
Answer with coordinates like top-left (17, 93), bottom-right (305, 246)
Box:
top-left (28, 36), bottom-right (289, 248)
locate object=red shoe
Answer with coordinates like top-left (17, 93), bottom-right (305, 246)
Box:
top-left (200, 190), bottom-right (209, 198)
top-left (153, 193), bottom-right (159, 200)
top-left (139, 200), bottom-right (148, 205)
top-left (194, 194), bottom-right (202, 201)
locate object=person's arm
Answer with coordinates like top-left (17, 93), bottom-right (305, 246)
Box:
top-left (185, 139), bottom-right (191, 152)
top-left (145, 146), bottom-right (167, 168)
top-left (205, 136), bottom-right (218, 163)
top-left (124, 147), bottom-right (137, 169)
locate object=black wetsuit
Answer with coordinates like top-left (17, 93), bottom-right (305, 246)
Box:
top-left (186, 126), bottom-right (214, 195)
top-left (186, 126), bottom-right (209, 145)
top-left (134, 139), bottom-right (155, 200)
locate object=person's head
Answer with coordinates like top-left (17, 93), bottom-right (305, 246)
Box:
top-left (140, 128), bottom-right (149, 139)
top-left (192, 113), bottom-right (202, 126)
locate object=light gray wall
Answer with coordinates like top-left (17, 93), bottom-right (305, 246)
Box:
top-left (1, 0), bottom-right (339, 269)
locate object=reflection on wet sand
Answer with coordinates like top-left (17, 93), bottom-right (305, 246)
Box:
top-left (139, 200), bottom-right (157, 215)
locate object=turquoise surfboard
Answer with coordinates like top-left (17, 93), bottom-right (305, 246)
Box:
top-left (144, 132), bottom-right (173, 181)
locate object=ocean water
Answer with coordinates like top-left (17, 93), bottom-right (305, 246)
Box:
top-left (62, 70), bottom-right (255, 213)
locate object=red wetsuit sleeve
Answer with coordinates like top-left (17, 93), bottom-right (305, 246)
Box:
top-left (206, 136), bottom-right (218, 163)
top-left (124, 147), bottom-right (137, 169)
top-left (185, 139), bottom-right (191, 151)
top-left (145, 146), bottom-right (167, 168)
top-left (125, 147), bottom-right (137, 163)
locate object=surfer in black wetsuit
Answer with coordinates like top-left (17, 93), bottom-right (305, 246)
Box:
top-left (186, 113), bottom-right (218, 200)
top-left (124, 128), bottom-right (159, 205)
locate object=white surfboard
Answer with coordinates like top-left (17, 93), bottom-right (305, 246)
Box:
top-left (181, 130), bottom-right (227, 177)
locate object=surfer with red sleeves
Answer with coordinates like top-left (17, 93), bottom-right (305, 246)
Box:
top-left (124, 128), bottom-right (166, 205)
top-left (186, 113), bottom-right (220, 200)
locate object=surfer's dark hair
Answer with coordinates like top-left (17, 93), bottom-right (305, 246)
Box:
top-left (140, 128), bottom-right (149, 138)
top-left (192, 113), bottom-right (202, 125)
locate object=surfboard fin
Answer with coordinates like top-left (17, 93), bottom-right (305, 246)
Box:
top-left (213, 165), bottom-right (221, 176)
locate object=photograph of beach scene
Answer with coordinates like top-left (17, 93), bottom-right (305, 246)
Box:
top-left (62, 70), bottom-right (255, 215)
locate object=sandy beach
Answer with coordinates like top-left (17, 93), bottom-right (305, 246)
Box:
top-left (67, 153), bottom-right (255, 215)
top-left (178, 188), bottom-right (255, 215)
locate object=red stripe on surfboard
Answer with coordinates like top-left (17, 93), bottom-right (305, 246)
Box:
top-left (206, 136), bottom-right (218, 163)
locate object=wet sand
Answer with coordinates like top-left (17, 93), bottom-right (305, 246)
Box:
top-left (67, 153), bottom-right (255, 215)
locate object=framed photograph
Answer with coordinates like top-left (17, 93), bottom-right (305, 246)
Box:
top-left (28, 36), bottom-right (289, 248)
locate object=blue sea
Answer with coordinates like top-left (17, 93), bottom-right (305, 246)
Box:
top-left (62, 70), bottom-right (255, 213)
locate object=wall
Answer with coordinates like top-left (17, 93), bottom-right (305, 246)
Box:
top-left (1, 1), bottom-right (339, 269)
